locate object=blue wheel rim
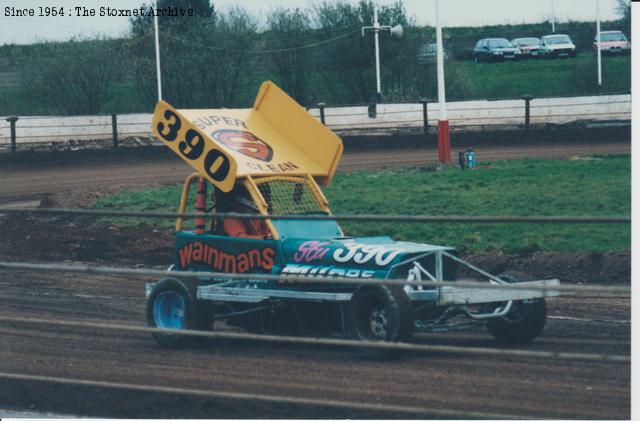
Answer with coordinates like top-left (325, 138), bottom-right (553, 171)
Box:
top-left (154, 291), bottom-right (186, 329)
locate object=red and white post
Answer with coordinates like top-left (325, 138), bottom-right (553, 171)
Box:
top-left (435, 0), bottom-right (450, 164)
top-left (195, 177), bottom-right (207, 234)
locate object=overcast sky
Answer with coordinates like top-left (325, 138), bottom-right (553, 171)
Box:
top-left (0, 0), bottom-right (622, 45)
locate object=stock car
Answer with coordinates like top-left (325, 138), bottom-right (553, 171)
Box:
top-left (145, 81), bottom-right (559, 355)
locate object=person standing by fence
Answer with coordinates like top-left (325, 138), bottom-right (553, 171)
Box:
top-left (465, 147), bottom-right (476, 169)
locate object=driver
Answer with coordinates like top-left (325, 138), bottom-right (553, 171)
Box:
top-left (223, 194), bottom-right (270, 240)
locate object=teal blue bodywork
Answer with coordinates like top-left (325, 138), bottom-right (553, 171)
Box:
top-left (173, 218), bottom-right (458, 291)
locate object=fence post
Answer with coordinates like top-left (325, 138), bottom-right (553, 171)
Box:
top-left (6, 116), bottom-right (18, 153)
top-left (111, 114), bottom-right (119, 147)
top-left (420, 98), bottom-right (429, 136)
top-left (522, 95), bottom-right (534, 129)
top-left (368, 102), bottom-right (377, 118)
top-left (317, 103), bottom-right (326, 125)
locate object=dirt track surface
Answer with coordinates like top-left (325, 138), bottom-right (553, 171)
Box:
top-left (0, 269), bottom-right (630, 419)
top-left (0, 140), bottom-right (630, 203)
top-left (0, 139), bottom-right (631, 418)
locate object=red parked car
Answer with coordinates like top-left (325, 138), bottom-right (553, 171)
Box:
top-left (593, 30), bottom-right (631, 55)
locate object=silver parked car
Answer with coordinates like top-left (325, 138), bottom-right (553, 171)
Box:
top-left (511, 37), bottom-right (541, 57)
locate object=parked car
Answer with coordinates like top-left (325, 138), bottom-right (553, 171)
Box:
top-left (539, 34), bottom-right (577, 58)
top-left (511, 37), bottom-right (541, 57)
top-left (473, 38), bottom-right (521, 62)
top-left (417, 43), bottom-right (448, 64)
top-left (593, 30), bottom-right (631, 55)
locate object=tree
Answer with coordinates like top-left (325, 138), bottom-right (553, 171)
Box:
top-left (313, 0), bottom-right (375, 103)
top-left (266, 8), bottom-right (313, 104)
top-left (127, 2), bottom-right (257, 109)
top-left (312, 0), bottom-right (414, 103)
top-left (130, 0), bottom-right (215, 34)
top-left (616, 0), bottom-right (630, 38)
top-left (216, 7), bottom-right (258, 105)
top-left (20, 37), bottom-right (118, 115)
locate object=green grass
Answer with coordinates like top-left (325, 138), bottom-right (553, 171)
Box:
top-left (92, 156), bottom-right (630, 254)
top-left (449, 52), bottom-right (631, 100)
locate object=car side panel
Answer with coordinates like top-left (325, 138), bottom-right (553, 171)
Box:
top-left (173, 231), bottom-right (280, 275)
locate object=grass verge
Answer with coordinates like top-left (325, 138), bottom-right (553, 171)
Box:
top-left (92, 155), bottom-right (630, 254)
top-left (449, 52), bottom-right (630, 100)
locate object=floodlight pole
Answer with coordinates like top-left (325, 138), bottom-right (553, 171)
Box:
top-left (551, 0), bottom-right (555, 33)
top-left (362, 8), bottom-right (400, 102)
top-left (596, 0), bottom-right (602, 87)
top-left (373, 8), bottom-right (382, 100)
top-left (154, 1), bottom-right (162, 101)
top-left (435, 0), bottom-right (450, 164)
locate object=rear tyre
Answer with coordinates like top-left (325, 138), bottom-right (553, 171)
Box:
top-left (486, 274), bottom-right (547, 344)
top-left (348, 284), bottom-right (413, 359)
top-left (146, 277), bottom-right (214, 348)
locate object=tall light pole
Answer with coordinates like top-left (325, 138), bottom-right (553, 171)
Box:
top-left (551, 0), bottom-right (555, 33)
top-left (154, 2), bottom-right (162, 101)
top-left (435, 0), bottom-right (450, 164)
top-left (362, 8), bottom-right (403, 102)
top-left (596, 0), bottom-right (602, 87)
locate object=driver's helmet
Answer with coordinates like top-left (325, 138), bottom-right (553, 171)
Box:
top-left (235, 195), bottom-right (259, 212)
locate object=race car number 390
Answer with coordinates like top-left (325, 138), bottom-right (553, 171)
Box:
top-left (157, 109), bottom-right (231, 181)
top-left (154, 104), bottom-right (236, 192)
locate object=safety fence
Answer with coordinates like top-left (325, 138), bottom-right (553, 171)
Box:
top-left (0, 207), bottom-right (631, 224)
top-left (0, 260), bottom-right (630, 294)
top-left (0, 206), bottom-right (630, 417)
top-left (0, 93), bottom-right (630, 152)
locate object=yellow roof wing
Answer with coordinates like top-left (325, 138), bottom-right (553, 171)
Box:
top-left (152, 81), bottom-right (344, 191)
top-left (250, 81), bottom-right (343, 186)
top-left (152, 100), bottom-right (238, 192)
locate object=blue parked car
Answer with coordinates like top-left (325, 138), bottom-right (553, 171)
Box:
top-left (473, 38), bottom-right (522, 62)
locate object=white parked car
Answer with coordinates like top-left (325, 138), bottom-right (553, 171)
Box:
top-left (539, 34), bottom-right (577, 58)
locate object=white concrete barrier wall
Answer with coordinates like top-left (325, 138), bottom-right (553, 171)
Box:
top-left (309, 94), bottom-right (631, 129)
top-left (0, 94), bottom-right (630, 146)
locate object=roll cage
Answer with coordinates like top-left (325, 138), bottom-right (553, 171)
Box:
top-left (175, 172), bottom-right (341, 240)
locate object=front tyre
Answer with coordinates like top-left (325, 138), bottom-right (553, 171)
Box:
top-left (348, 284), bottom-right (413, 358)
top-left (146, 277), bottom-right (214, 348)
top-left (486, 274), bottom-right (547, 344)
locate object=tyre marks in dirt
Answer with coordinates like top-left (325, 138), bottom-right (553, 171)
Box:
top-left (0, 271), bottom-right (630, 419)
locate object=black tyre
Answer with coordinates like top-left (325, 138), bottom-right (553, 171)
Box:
top-left (486, 274), bottom-right (547, 344)
top-left (348, 284), bottom-right (413, 358)
top-left (146, 277), bottom-right (214, 348)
